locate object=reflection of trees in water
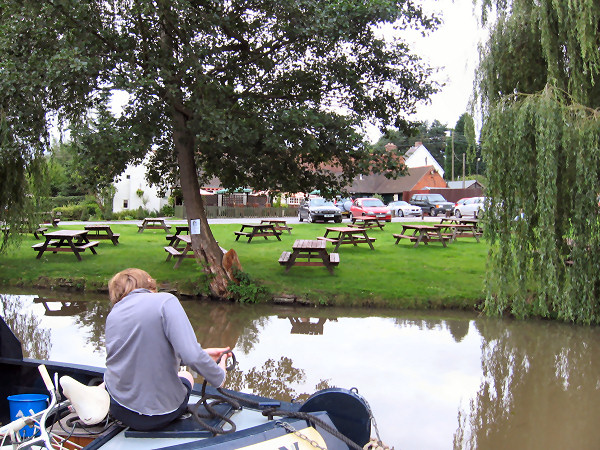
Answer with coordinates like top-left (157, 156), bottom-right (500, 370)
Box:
top-left (454, 319), bottom-right (600, 449)
top-left (0, 294), bottom-right (51, 359)
top-left (225, 356), bottom-right (332, 402)
top-left (393, 317), bottom-right (471, 343)
top-left (72, 300), bottom-right (110, 352)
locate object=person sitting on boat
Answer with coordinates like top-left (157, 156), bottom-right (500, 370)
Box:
top-left (104, 268), bottom-right (231, 431)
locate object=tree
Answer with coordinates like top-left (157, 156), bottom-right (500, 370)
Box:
top-left (444, 113), bottom-right (477, 180)
top-left (0, 0), bottom-right (439, 296)
top-left (373, 119), bottom-right (449, 168)
top-left (476, 1), bottom-right (600, 323)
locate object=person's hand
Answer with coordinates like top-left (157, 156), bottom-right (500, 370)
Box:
top-left (205, 347), bottom-right (231, 364)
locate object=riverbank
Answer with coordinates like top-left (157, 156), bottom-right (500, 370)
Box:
top-left (0, 219), bottom-right (488, 309)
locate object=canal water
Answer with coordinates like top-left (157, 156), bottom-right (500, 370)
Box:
top-left (2, 290), bottom-right (600, 449)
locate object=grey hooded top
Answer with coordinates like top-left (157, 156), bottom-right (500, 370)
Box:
top-left (104, 289), bottom-right (225, 415)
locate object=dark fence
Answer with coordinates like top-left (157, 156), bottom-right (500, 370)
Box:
top-left (175, 205), bottom-right (298, 219)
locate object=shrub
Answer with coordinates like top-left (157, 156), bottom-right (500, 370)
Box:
top-left (159, 204), bottom-right (174, 217)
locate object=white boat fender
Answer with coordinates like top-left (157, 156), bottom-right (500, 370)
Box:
top-left (59, 376), bottom-right (110, 426)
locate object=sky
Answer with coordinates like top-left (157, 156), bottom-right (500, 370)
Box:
top-left (365, 0), bottom-right (487, 142)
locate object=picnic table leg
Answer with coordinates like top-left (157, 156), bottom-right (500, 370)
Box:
top-left (436, 231), bottom-right (447, 247)
top-left (333, 236), bottom-right (342, 253)
top-left (320, 250), bottom-right (335, 274)
top-left (285, 250), bottom-right (300, 272)
top-left (36, 241), bottom-right (50, 259)
top-left (66, 239), bottom-right (83, 261)
top-left (363, 231), bottom-right (375, 250)
top-left (471, 226), bottom-right (480, 243)
top-left (82, 236), bottom-right (98, 254)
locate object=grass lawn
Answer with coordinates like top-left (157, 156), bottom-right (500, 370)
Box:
top-left (0, 221), bottom-right (488, 309)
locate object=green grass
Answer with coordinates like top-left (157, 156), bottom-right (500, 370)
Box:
top-left (0, 222), bottom-right (488, 309)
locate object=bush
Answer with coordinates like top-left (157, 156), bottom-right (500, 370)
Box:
top-left (159, 204), bottom-right (174, 217)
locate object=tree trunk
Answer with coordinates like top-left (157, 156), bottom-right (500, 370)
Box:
top-left (172, 108), bottom-right (234, 298)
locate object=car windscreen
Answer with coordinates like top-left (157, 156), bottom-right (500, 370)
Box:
top-left (310, 198), bottom-right (335, 207)
top-left (428, 195), bottom-right (447, 202)
top-left (362, 199), bottom-right (384, 207)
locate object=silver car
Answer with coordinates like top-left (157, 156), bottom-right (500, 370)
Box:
top-left (454, 197), bottom-right (486, 218)
top-left (298, 197), bottom-right (343, 223)
top-left (386, 201), bottom-right (422, 217)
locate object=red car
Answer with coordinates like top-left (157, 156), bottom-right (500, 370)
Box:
top-left (350, 198), bottom-right (392, 222)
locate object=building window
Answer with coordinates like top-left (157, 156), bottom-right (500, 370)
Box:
top-left (123, 200), bottom-right (128, 208)
top-left (126, 174), bottom-right (131, 179)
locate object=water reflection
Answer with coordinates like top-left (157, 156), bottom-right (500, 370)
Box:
top-left (0, 294), bottom-right (51, 359)
top-left (455, 318), bottom-right (600, 450)
top-left (4, 291), bottom-right (600, 449)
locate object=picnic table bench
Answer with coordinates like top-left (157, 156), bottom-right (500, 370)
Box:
top-left (234, 224), bottom-right (282, 243)
top-left (164, 235), bottom-right (196, 269)
top-left (431, 223), bottom-right (481, 242)
top-left (84, 224), bottom-right (120, 245)
top-left (31, 229), bottom-right (99, 261)
top-left (164, 235), bottom-right (227, 268)
top-left (279, 239), bottom-right (339, 274)
top-left (33, 227), bottom-right (48, 240)
top-left (317, 226), bottom-right (375, 252)
top-left (138, 217), bottom-right (171, 233)
top-left (393, 224), bottom-right (450, 248)
top-left (166, 225), bottom-right (190, 246)
top-left (348, 217), bottom-right (386, 231)
top-left (260, 219), bottom-right (293, 234)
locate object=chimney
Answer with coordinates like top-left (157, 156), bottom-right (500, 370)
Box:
top-left (384, 142), bottom-right (398, 152)
top-left (415, 141), bottom-right (422, 147)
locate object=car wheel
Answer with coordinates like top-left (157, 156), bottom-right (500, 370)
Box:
top-left (455, 209), bottom-right (462, 218)
top-left (298, 211), bottom-right (304, 222)
top-left (430, 207), bottom-right (436, 217)
top-left (334, 216), bottom-right (342, 223)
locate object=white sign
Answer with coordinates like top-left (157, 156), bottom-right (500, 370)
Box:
top-left (190, 219), bottom-right (201, 235)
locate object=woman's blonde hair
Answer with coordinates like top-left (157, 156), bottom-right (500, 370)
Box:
top-left (108, 268), bottom-right (157, 304)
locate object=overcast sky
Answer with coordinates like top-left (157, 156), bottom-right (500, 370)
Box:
top-left (366, 0), bottom-right (486, 142)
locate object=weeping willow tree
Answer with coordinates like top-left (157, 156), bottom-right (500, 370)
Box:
top-left (0, 112), bottom-right (47, 253)
top-left (477, 0), bottom-right (600, 323)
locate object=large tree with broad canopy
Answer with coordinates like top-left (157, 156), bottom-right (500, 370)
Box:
top-left (0, 0), bottom-right (439, 297)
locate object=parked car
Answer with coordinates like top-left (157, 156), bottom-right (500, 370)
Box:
top-left (298, 197), bottom-right (342, 223)
top-left (334, 197), bottom-right (353, 217)
top-left (454, 196), bottom-right (486, 218)
top-left (350, 198), bottom-right (392, 222)
top-left (386, 200), bottom-right (422, 217)
top-left (409, 193), bottom-right (454, 217)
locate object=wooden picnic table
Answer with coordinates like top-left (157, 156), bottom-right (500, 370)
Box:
top-left (393, 224), bottom-right (450, 248)
top-left (31, 230), bottom-right (99, 261)
top-left (84, 224), bottom-right (120, 245)
top-left (278, 239), bottom-right (340, 274)
top-left (164, 234), bottom-right (196, 269)
top-left (348, 217), bottom-right (386, 231)
top-left (234, 223), bottom-right (282, 242)
top-left (166, 225), bottom-right (189, 246)
top-left (138, 217), bottom-right (171, 233)
top-left (260, 219), bottom-right (293, 234)
top-left (431, 223), bottom-right (481, 242)
top-left (317, 226), bottom-right (375, 252)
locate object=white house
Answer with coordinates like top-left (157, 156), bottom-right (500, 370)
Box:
top-left (385, 141), bottom-right (445, 178)
top-left (112, 159), bottom-right (171, 213)
top-left (403, 141), bottom-right (445, 178)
